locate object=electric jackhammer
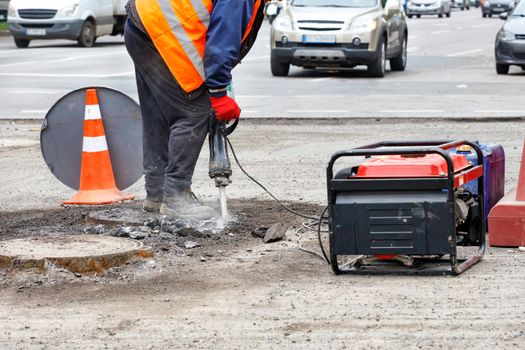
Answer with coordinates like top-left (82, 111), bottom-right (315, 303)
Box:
top-left (208, 113), bottom-right (238, 219)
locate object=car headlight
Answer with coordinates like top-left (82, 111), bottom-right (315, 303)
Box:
top-left (61, 4), bottom-right (79, 17)
top-left (350, 18), bottom-right (377, 33)
top-left (273, 16), bottom-right (292, 32)
top-left (500, 29), bottom-right (515, 41)
top-left (7, 3), bottom-right (17, 17)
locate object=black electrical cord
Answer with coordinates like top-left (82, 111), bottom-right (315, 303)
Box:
top-left (225, 136), bottom-right (324, 222)
top-left (318, 206), bottom-right (330, 264)
top-left (225, 136), bottom-right (330, 264)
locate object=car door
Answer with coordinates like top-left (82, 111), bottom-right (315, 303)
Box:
top-left (384, 0), bottom-right (402, 53)
top-left (90, 0), bottom-right (113, 36)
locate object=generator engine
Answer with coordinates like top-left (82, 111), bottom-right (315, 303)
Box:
top-left (327, 141), bottom-right (487, 275)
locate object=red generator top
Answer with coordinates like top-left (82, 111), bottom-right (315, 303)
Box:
top-left (357, 153), bottom-right (470, 177)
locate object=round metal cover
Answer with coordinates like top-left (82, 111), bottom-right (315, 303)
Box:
top-left (41, 87), bottom-right (143, 191)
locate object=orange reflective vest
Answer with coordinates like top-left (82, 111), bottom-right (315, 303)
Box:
top-left (135, 0), bottom-right (262, 93)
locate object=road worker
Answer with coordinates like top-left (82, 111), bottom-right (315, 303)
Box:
top-left (124, 0), bottom-right (264, 220)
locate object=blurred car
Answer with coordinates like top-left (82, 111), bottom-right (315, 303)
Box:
top-left (270, 0), bottom-right (408, 78)
top-left (495, 0), bottom-right (525, 74)
top-left (452, 0), bottom-right (470, 9)
top-left (7, 0), bottom-right (127, 48)
top-left (470, 0), bottom-right (481, 8)
top-left (481, 0), bottom-right (516, 17)
top-left (0, 0), bottom-right (8, 22)
top-left (406, 0), bottom-right (452, 18)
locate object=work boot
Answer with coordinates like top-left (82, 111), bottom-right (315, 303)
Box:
top-left (160, 189), bottom-right (217, 220)
top-left (143, 194), bottom-right (163, 212)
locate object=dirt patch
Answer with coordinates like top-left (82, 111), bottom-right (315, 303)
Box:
top-left (0, 200), bottom-right (324, 288)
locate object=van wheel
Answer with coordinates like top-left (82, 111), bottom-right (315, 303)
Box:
top-left (368, 37), bottom-right (386, 78)
top-left (271, 54), bottom-right (290, 77)
top-left (14, 38), bottom-right (30, 48)
top-left (78, 20), bottom-right (96, 47)
top-left (390, 35), bottom-right (407, 71)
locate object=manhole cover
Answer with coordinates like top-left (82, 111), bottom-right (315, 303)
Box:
top-left (0, 235), bottom-right (152, 274)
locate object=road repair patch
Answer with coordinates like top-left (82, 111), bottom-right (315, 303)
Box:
top-left (0, 235), bottom-right (152, 273)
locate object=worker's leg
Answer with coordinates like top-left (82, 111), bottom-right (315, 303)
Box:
top-left (135, 69), bottom-right (169, 199)
top-left (124, 18), bottom-right (214, 219)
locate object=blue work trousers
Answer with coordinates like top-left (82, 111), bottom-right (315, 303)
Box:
top-left (124, 17), bottom-right (211, 197)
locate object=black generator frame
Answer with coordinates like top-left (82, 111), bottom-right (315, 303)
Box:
top-left (327, 140), bottom-right (487, 276)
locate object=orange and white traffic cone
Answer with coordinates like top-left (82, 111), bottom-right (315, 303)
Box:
top-left (64, 88), bottom-right (135, 205)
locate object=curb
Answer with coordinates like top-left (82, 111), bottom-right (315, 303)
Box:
top-left (1, 116), bottom-right (525, 124)
top-left (0, 30), bottom-right (10, 37)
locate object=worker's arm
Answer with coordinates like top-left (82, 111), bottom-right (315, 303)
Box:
top-left (204, 0), bottom-right (255, 97)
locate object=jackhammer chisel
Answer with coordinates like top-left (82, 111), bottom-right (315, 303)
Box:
top-left (208, 112), bottom-right (238, 219)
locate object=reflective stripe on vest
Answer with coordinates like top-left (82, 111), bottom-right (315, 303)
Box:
top-left (136, 0), bottom-right (261, 93)
top-left (136, 0), bottom-right (213, 92)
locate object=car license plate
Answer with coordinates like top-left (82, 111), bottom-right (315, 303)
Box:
top-left (302, 34), bottom-right (336, 44)
top-left (26, 28), bottom-right (46, 36)
top-left (494, 7), bottom-right (503, 11)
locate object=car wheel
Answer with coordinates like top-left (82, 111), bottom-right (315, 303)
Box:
top-left (270, 53), bottom-right (290, 77)
top-left (438, 13), bottom-right (443, 17)
top-left (408, 14), bottom-right (413, 18)
top-left (368, 37), bottom-right (386, 78)
top-left (390, 35), bottom-right (407, 72)
top-left (482, 12), bottom-right (487, 17)
top-left (461, 6), bottom-right (464, 10)
top-left (446, 10), bottom-right (451, 17)
top-left (489, 13), bottom-right (492, 17)
top-left (496, 64), bottom-right (509, 75)
top-left (416, 14), bottom-right (421, 18)
top-left (14, 38), bottom-right (30, 49)
top-left (78, 20), bottom-right (96, 48)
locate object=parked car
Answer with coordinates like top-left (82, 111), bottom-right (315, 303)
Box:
top-left (270, 0), bottom-right (408, 78)
top-left (406, 0), bottom-right (452, 18)
top-left (452, 0), bottom-right (470, 9)
top-left (481, 0), bottom-right (516, 17)
top-left (495, 0), bottom-right (525, 74)
top-left (7, 0), bottom-right (127, 48)
top-left (0, 0), bottom-right (8, 22)
top-left (470, 0), bottom-right (481, 8)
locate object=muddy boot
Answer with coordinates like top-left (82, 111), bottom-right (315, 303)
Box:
top-left (160, 189), bottom-right (217, 220)
top-left (143, 194), bottom-right (163, 212)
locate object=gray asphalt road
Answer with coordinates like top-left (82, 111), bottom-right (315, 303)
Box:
top-left (0, 9), bottom-right (523, 119)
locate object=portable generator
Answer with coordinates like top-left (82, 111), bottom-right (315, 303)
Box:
top-left (327, 141), bottom-right (487, 275)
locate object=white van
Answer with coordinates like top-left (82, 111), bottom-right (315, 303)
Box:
top-left (7, 0), bottom-right (127, 48)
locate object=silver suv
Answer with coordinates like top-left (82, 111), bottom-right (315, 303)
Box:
top-left (269, 0), bottom-right (408, 77)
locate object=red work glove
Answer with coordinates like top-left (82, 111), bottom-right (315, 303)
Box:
top-left (210, 96), bottom-right (241, 121)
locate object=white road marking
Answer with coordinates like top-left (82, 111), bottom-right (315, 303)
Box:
top-left (6, 88), bottom-right (66, 94)
top-left (446, 49), bottom-right (483, 57)
top-left (242, 55), bottom-right (270, 61)
top-left (472, 23), bottom-right (496, 29)
top-left (0, 52), bottom-right (125, 68)
top-left (236, 95), bottom-right (272, 98)
top-left (431, 30), bottom-right (451, 35)
top-left (0, 72), bottom-right (134, 78)
top-left (310, 77), bottom-right (333, 82)
top-left (21, 110), bottom-right (47, 114)
top-left (380, 109), bottom-right (445, 113)
top-left (475, 110), bottom-right (525, 113)
top-left (286, 109), bottom-right (350, 113)
top-left (407, 46), bottom-right (419, 52)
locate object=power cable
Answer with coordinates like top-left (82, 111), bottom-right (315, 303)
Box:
top-left (225, 136), bottom-right (330, 264)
